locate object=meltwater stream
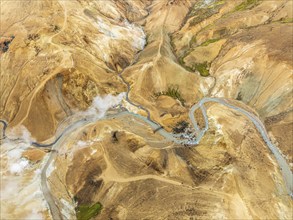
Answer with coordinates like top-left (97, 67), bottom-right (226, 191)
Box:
top-left (188, 97), bottom-right (293, 197)
top-left (0, 97), bottom-right (293, 198)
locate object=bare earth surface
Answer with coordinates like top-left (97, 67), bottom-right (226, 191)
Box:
top-left (0, 0), bottom-right (292, 219)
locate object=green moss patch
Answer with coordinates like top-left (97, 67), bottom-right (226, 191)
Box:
top-left (280, 17), bottom-right (293, 23)
top-left (178, 56), bottom-right (210, 77)
top-left (193, 62), bottom-right (210, 77)
top-left (234, 0), bottom-right (259, 11)
top-left (200, 38), bottom-right (220, 46)
top-left (76, 202), bottom-right (102, 220)
top-left (154, 85), bottom-right (185, 105)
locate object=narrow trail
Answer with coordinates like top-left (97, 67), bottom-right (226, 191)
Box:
top-left (117, 48), bottom-right (153, 121)
top-left (40, 118), bottom-right (92, 220)
top-left (2, 96), bottom-right (292, 198)
top-left (117, 0), bottom-right (171, 123)
top-left (104, 174), bottom-right (183, 186)
top-left (1, 2), bottom-right (292, 220)
top-left (100, 142), bottom-right (182, 186)
top-left (40, 151), bottom-right (63, 220)
top-left (8, 0), bottom-right (70, 127)
top-left (2, 65), bottom-right (293, 218)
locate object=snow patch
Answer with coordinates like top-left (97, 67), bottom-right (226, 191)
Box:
top-left (208, 115), bottom-right (224, 144)
top-left (93, 18), bottom-right (146, 62)
top-left (4, 130), bottom-right (33, 176)
top-left (122, 99), bottom-right (139, 114)
top-left (6, 125), bottom-right (35, 144)
top-left (77, 140), bottom-right (87, 147)
top-left (46, 161), bottom-right (55, 177)
top-left (91, 149), bottom-right (97, 155)
top-left (200, 83), bottom-right (209, 95)
top-left (34, 169), bottom-right (42, 175)
top-left (7, 148), bottom-right (23, 159)
top-left (60, 198), bottom-right (76, 220)
top-left (1, 135), bottom-right (48, 218)
top-left (86, 92), bottom-right (126, 119)
top-left (9, 158), bottom-right (29, 175)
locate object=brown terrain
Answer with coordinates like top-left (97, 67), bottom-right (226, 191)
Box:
top-left (0, 0), bottom-right (292, 219)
